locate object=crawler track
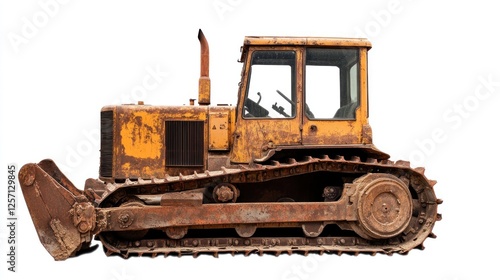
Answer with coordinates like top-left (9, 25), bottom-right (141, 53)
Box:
top-left (95, 155), bottom-right (441, 258)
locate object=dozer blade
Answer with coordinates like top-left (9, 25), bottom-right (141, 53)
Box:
top-left (18, 159), bottom-right (96, 260)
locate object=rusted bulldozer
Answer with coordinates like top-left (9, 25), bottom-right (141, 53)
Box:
top-left (19, 30), bottom-right (441, 260)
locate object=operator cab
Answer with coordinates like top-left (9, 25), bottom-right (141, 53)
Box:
top-left (231, 36), bottom-right (379, 164)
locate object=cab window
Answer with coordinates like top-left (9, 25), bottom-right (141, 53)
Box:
top-left (305, 48), bottom-right (359, 119)
top-left (244, 50), bottom-right (296, 118)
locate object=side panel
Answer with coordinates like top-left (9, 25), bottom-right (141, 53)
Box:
top-left (207, 106), bottom-right (236, 170)
top-left (231, 118), bottom-right (302, 162)
top-left (302, 118), bottom-right (363, 145)
top-left (208, 110), bottom-right (230, 151)
top-left (100, 105), bottom-right (210, 181)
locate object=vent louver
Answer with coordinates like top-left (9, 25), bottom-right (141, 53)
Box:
top-left (165, 120), bottom-right (204, 166)
top-left (100, 110), bottom-right (114, 178)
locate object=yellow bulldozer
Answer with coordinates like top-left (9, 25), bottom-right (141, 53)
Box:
top-left (19, 30), bottom-right (441, 260)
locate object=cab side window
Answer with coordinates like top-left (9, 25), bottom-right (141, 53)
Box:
top-left (244, 51), bottom-right (296, 118)
top-left (305, 48), bottom-right (359, 119)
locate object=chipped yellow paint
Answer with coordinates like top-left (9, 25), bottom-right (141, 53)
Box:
top-left (120, 110), bottom-right (162, 159)
top-left (121, 162), bottom-right (131, 173)
top-left (141, 165), bottom-right (154, 175)
top-left (231, 118), bottom-right (302, 163)
top-left (302, 119), bottom-right (361, 145)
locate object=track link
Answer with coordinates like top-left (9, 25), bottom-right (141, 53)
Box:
top-left (95, 154), bottom-right (441, 258)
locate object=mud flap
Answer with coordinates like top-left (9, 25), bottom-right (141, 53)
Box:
top-left (18, 159), bottom-right (93, 260)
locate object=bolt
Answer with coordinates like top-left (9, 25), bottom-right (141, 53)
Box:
top-left (119, 213), bottom-right (130, 224)
top-left (78, 222), bottom-right (89, 233)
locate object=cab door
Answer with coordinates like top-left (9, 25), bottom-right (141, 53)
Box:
top-left (231, 48), bottom-right (302, 163)
top-left (302, 47), bottom-right (365, 145)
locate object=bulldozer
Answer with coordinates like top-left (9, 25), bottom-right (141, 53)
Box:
top-left (18, 30), bottom-right (441, 260)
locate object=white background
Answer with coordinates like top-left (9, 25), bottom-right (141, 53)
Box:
top-left (1, 1), bottom-right (499, 279)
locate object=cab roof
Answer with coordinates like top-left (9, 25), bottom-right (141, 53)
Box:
top-left (243, 36), bottom-right (372, 48)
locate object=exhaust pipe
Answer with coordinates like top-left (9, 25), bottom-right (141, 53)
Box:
top-left (198, 29), bottom-right (211, 106)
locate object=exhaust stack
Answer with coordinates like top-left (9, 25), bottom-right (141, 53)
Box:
top-left (198, 29), bottom-right (210, 105)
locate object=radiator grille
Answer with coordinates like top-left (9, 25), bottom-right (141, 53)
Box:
top-left (165, 120), bottom-right (204, 166)
top-left (99, 110), bottom-right (114, 178)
